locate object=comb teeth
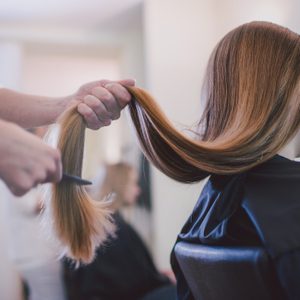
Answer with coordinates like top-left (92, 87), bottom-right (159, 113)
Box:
top-left (62, 173), bottom-right (92, 185)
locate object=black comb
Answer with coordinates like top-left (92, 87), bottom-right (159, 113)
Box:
top-left (62, 173), bottom-right (92, 185)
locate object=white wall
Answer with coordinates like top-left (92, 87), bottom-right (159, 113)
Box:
top-left (0, 42), bottom-right (24, 300)
top-left (144, 0), bottom-right (215, 269)
top-left (211, 0), bottom-right (300, 41)
top-left (0, 183), bottom-right (23, 300)
top-left (0, 42), bottom-right (22, 88)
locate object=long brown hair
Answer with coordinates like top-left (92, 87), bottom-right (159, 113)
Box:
top-left (128, 21), bottom-right (300, 180)
top-left (47, 21), bottom-right (300, 262)
top-left (49, 107), bottom-right (115, 263)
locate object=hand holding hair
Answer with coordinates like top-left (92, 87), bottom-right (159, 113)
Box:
top-left (73, 79), bottom-right (135, 129)
top-left (0, 79), bottom-right (134, 197)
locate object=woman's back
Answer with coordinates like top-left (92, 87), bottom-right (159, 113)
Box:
top-left (171, 155), bottom-right (300, 299)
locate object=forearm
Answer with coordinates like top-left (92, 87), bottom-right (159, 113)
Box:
top-left (0, 88), bottom-right (72, 128)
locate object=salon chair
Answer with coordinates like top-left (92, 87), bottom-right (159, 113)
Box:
top-left (174, 242), bottom-right (285, 300)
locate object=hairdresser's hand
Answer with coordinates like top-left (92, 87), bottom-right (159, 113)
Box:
top-left (71, 79), bottom-right (135, 130)
top-left (0, 120), bottom-right (62, 196)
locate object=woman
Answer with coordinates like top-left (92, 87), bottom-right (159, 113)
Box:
top-left (56, 21), bottom-right (300, 299)
top-left (64, 163), bottom-right (175, 300)
top-left (123, 21), bottom-right (300, 299)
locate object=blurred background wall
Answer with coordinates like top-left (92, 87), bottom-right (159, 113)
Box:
top-left (0, 0), bottom-right (299, 299)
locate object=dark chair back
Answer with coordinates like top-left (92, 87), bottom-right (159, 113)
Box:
top-left (174, 242), bottom-right (284, 300)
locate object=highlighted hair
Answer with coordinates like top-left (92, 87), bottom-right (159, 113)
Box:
top-left (50, 107), bottom-right (115, 263)
top-left (48, 21), bottom-right (300, 262)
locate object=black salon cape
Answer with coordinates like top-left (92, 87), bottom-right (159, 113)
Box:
top-left (65, 213), bottom-right (170, 300)
top-left (171, 155), bottom-right (300, 300)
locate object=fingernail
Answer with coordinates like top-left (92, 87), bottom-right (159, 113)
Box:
top-left (104, 83), bottom-right (114, 89)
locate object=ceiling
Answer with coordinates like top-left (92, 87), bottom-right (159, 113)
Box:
top-left (0, 0), bottom-right (143, 30)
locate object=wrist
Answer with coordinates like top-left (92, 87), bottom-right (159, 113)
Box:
top-left (0, 119), bottom-right (18, 171)
top-left (60, 92), bottom-right (80, 110)
top-left (0, 118), bottom-right (15, 131)
top-left (53, 94), bottom-right (76, 122)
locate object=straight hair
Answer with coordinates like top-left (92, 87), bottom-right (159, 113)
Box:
top-left (46, 21), bottom-right (300, 262)
top-left (48, 107), bottom-right (115, 263)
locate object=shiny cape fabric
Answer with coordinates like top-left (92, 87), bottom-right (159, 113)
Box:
top-left (171, 155), bottom-right (300, 300)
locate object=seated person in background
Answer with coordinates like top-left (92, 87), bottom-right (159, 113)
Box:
top-left (64, 162), bottom-right (175, 300)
